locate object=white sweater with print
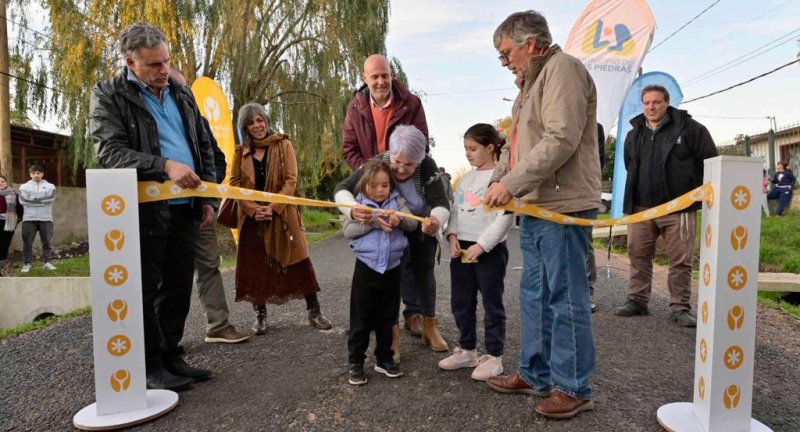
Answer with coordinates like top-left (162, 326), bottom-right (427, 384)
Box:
top-left (444, 168), bottom-right (513, 252)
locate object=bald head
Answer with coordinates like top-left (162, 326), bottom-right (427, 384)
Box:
top-left (168, 67), bottom-right (188, 86)
top-left (362, 54), bottom-right (392, 104)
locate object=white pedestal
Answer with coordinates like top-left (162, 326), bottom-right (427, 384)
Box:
top-left (73, 389), bottom-right (178, 431)
top-left (657, 403), bottom-right (771, 432)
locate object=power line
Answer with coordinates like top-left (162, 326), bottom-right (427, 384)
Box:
top-left (683, 58), bottom-right (800, 104)
top-left (0, 15), bottom-right (49, 39)
top-left (681, 26), bottom-right (800, 87)
top-left (425, 87), bottom-right (516, 96)
top-left (0, 70), bottom-right (62, 94)
top-left (649, 0), bottom-right (725, 53)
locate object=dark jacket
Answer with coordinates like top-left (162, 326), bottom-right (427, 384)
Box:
top-left (201, 117), bottom-right (227, 183)
top-left (89, 68), bottom-right (216, 235)
top-left (771, 169), bottom-right (796, 188)
top-left (342, 80), bottom-right (428, 170)
top-left (623, 106), bottom-right (718, 214)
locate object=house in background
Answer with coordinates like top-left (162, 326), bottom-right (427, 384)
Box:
top-left (10, 124), bottom-right (85, 187)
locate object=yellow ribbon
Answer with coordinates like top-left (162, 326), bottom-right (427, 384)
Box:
top-left (137, 181), bottom-right (714, 227)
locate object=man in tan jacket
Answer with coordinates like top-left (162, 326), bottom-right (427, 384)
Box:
top-left (484, 10), bottom-right (600, 420)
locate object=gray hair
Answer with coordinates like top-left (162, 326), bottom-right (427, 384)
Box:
top-left (389, 125), bottom-right (427, 164)
top-left (118, 22), bottom-right (167, 59)
top-left (493, 10), bottom-right (552, 49)
top-left (237, 102), bottom-right (273, 145)
top-left (641, 85), bottom-right (671, 103)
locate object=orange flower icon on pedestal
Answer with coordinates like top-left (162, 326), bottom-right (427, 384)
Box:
top-left (699, 338), bottom-right (708, 363)
top-left (107, 334), bottom-right (131, 357)
top-left (727, 305), bottom-right (744, 330)
top-left (730, 186), bottom-right (750, 210)
top-left (104, 265), bottom-right (128, 287)
top-left (107, 299), bottom-right (128, 322)
top-left (698, 376), bottom-right (706, 400)
top-left (724, 345), bottom-right (744, 370)
top-left (723, 384), bottom-right (741, 409)
top-left (110, 369), bottom-right (131, 392)
top-left (701, 301), bottom-right (709, 324)
top-left (703, 263), bottom-right (711, 287)
top-left (730, 226), bottom-right (748, 250)
top-left (727, 266), bottom-right (747, 291)
top-left (104, 229), bottom-right (125, 251)
top-left (704, 225), bottom-right (712, 248)
top-left (101, 194), bottom-right (126, 216)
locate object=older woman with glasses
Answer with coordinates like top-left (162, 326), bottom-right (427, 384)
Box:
top-left (335, 125), bottom-right (450, 361)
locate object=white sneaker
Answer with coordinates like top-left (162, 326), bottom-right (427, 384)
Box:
top-left (438, 347), bottom-right (478, 370)
top-left (471, 355), bottom-right (503, 381)
top-left (43, 262), bottom-right (57, 271)
top-left (21, 264), bottom-right (31, 273)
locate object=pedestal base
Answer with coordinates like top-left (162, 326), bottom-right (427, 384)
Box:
top-left (657, 402), bottom-right (772, 432)
top-left (73, 389), bottom-right (178, 431)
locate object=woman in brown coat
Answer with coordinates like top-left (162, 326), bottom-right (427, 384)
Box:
top-left (230, 102), bottom-right (331, 334)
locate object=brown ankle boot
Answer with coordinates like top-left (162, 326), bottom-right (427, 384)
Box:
top-left (391, 324), bottom-right (401, 363)
top-left (421, 316), bottom-right (448, 352)
top-left (252, 305), bottom-right (267, 335)
top-left (308, 306), bottom-right (332, 330)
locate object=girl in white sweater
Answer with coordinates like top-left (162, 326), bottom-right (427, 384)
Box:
top-left (439, 124), bottom-right (513, 381)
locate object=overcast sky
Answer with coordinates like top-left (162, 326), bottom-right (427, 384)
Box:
top-left (386, 0), bottom-right (800, 173)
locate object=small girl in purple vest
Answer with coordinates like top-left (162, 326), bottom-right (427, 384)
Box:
top-left (343, 160), bottom-right (418, 385)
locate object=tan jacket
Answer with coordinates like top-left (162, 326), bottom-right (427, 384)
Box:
top-left (493, 45), bottom-right (601, 213)
top-left (230, 140), bottom-right (310, 265)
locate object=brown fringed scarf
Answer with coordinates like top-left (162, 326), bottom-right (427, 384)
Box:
top-left (252, 133), bottom-right (293, 270)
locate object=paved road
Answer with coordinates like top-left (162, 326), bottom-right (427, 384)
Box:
top-left (2, 231), bottom-right (799, 431)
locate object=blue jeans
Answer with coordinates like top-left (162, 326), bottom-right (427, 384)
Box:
top-left (518, 210), bottom-right (596, 400)
top-left (767, 187), bottom-right (792, 216)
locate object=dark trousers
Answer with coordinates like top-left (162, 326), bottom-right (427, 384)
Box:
top-left (450, 240), bottom-right (508, 356)
top-left (140, 205), bottom-right (197, 369)
top-left (348, 259), bottom-right (401, 365)
top-left (0, 229), bottom-right (14, 261)
top-left (400, 232), bottom-right (438, 318)
top-left (22, 220), bottom-right (54, 264)
top-left (767, 187), bottom-right (792, 216)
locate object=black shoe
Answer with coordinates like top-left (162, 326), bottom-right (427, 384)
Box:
top-left (374, 360), bottom-right (404, 378)
top-left (669, 310), bottom-right (697, 328)
top-left (146, 367), bottom-right (193, 392)
top-left (613, 300), bottom-right (649, 317)
top-left (164, 356), bottom-right (214, 382)
top-left (348, 363), bottom-right (367, 386)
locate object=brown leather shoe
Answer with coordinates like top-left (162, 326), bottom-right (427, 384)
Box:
top-left (534, 391), bottom-right (594, 419)
top-left (486, 372), bottom-right (552, 397)
top-left (308, 306), bottom-right (333, 330)
top-left (404, 314), bottom-right (423, 337)
top-left (391, 324), bottom-right (401, 363)
top-left (421, 316), bottom-right (448, 352)
top-left (204, 325), bottom-right (251, 344)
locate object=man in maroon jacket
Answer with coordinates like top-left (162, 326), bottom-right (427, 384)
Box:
top-left (342, 54), bottom-right (428, 170)
top-left (342, 54), bottom-right (430, 354)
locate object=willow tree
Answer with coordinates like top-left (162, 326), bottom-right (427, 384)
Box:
top-left (13, 0), bottom-right (391, 197)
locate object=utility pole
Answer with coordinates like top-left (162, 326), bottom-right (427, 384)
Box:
top-left (0, 0), bottom-right (12, 182)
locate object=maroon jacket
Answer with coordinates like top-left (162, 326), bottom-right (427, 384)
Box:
top-left (342, 80), bottom-right (428, 170)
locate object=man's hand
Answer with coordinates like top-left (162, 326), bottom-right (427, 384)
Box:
top-left (199, 204), bottom-right (214, 229)
top-left (484, 182), bottom-right (513, 208)
top-left (421, 216), bottom-right (441, 236)
top-left (164, 160), bottom-right (202, 189)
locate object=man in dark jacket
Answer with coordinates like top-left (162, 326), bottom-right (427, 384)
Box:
top-left (614, 85), bottom-right (718, 327)
top-left (89, 22), bottom-right (216, 391)
top-left (342, 54), bottom-right (430, 340)
top-left (342, 54), bottom-right (428, 170)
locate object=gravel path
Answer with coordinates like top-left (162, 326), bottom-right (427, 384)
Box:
top-left (1, 231), bottom-right (798, 431)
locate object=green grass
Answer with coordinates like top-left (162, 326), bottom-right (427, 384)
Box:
top-left (0, 306), bottom-right (91, 340)
top-left (12, 255), bottom-right (90, 277)
top-left (758, 292), bottom-right (800, 318)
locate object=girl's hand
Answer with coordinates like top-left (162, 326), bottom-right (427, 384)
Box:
top-left (388, 214), bottom-right (401, 227)
top-left (448, 235), bottom-right (460, 258)
top-left (464, 243), bottom-right (485, 262)
top-left (376, 215), bottom-right (393, 232)
top-left (351, 205), bottom-right (372, 224)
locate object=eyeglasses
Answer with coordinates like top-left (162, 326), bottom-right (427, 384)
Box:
top-left (389, 159), bottom-right (417, 171)
top-left (498, 47), bottom-right (513, 65)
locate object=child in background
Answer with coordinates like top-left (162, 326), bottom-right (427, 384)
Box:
top-left (19, 164), bottom-right (57, 272)
top-left (343, 160), bottom-right (418, 385)
top-left (440, 123), bottom-right (513, 381)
